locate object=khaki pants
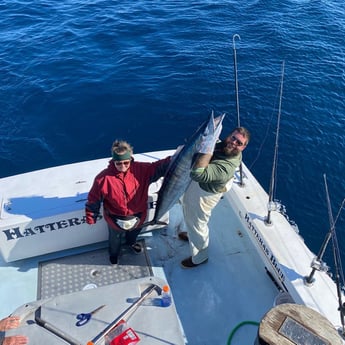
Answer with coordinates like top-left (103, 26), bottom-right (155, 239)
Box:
top-left (182, 180), bottom-right (224, 264)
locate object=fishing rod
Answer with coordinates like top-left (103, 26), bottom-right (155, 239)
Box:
top-left (322, 174), bottom-right (345, 335)
top-left (304, 195), bottom-right (345, 286)
top-left (265, 61), bottom-right (285, 225)
top-left (233, 34), bottom-right (241, 127)
top-left (232, 34), bottom-right (244, 186)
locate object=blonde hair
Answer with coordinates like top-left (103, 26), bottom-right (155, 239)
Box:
top-left (111, 140), bottom-right (133, 154)
top-left (111, 140), bottom-right (133, 160)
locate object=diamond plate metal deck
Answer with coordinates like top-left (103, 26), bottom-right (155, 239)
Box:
top-left (37, 239), bottom-right (152, 299)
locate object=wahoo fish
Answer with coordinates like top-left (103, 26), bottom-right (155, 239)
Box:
top-left (144, 112), bottom-right (225, 227)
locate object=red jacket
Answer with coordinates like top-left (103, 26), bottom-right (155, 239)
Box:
top-left (85, 157), bottom-right (170, 230)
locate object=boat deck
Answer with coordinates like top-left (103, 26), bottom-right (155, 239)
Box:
top-left (1, 151), bottom-right (343, 344)
top-left (0, 200), bottom-right (280, 345)
top-left (146, 201), bottom-right (280, 344)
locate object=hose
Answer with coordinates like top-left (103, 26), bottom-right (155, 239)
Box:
top-left (227, 320), bottom-right (260, 345)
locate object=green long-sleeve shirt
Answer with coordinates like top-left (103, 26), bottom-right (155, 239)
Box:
top-left (190, 149), bottom-right (242, 194)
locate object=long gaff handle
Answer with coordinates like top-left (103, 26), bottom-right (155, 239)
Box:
top-left (86, 283), bottom-right (157, 345)
top-left (35, 307), bottom-right (81, 345)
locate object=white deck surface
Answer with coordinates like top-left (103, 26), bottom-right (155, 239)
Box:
top-left (1, 151), bottom-right (344, 344)
top-left (145, 201), bottom-right (279, 344)
top-left (1, 203), bottom-right (279, 345)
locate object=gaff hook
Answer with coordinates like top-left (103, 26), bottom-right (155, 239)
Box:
top-left (233, 33), bottom-right (241, 46)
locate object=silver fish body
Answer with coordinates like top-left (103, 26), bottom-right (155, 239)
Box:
top-left (145, 112), bottom-right (225, 227)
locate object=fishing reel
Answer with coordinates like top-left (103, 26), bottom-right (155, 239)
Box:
top-left (304, 257), bottom-right (329, 286)
top-left (267, 201), bottom-right (281, 212)
top-left (310, 256), bottom-right (329, 273)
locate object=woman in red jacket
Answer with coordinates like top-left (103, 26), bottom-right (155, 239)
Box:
top-left (85, 140), bottom-right (170, 264)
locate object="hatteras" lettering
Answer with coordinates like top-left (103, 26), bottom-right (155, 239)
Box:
top-left (2, 215), bottom-right (103, 241)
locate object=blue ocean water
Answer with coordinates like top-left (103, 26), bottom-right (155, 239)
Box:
top-left (0, 1), bottom-right (344, 273)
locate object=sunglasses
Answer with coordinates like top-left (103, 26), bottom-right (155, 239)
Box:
top-left (114, 160), bottom-right (131, 167)
top-left (230, 135), bottom-right (245, 147)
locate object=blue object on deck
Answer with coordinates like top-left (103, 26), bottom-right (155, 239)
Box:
top-left (75, 305), bottom-right (106, 327)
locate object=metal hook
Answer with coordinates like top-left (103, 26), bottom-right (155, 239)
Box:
top-left (233, 34), bottom-right (241, 47)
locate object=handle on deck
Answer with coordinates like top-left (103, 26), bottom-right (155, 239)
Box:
top-left (86, 283), bottom-right (157, 345)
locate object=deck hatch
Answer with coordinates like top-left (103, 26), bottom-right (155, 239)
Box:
top-left (37, 240), bottom-right (152, 299)
top-left (279, 316), bottom-right (328, 345)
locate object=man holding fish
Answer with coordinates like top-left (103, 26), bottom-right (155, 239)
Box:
top-left (180, 119), bottom-right (250, 268)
